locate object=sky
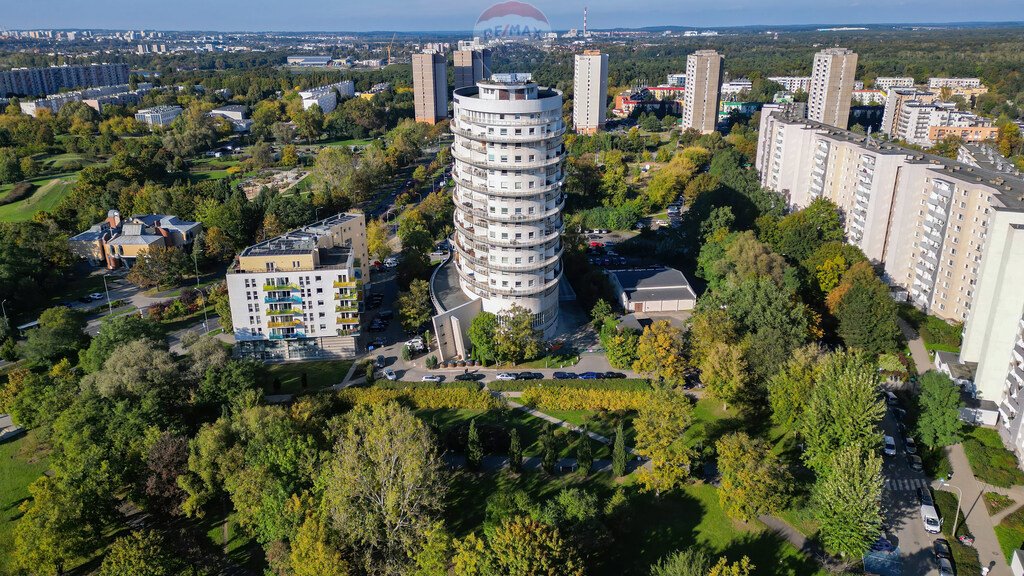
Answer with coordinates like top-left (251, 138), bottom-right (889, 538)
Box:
top-left (5, 0), bottom-right (1024, 32)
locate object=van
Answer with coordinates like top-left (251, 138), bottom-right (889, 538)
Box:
top-left (883, 435), bottom-right (897, 457)
top-left (921, 504), bottom-right (942, 534)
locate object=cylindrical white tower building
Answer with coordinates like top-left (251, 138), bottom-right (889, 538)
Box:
top-left (450, 73), bottom-right (566, 339)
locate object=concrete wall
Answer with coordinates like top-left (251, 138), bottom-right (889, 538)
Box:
top-left (432, 298), bottom-right (482, 362)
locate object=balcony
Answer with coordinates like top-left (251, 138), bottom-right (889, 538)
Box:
top-left (337, 328), bottom-right (360, 336)
top-left (458, 266), bottom-right (563, 297)
top-left (335, 305), bottom-right (360, 313)
top-left (269, 331), bottom-right (306, 340)
top-left (451, 122), bottom-right (565, 143)
top-left (263, 283), bottom-right (299, 292)
top-left (455, 113), bottom-right (557, 127)
top-left (266, 308), bottom-right (303, 316)
top-left (264, 295), bottom-right (302, 304)
top-left (453, 173), bottom-right (563, 198)
top-left (337, 317), bottom-right (360, 326)
top-left (333, 280), bottom-right (362, 289)
top-left (268, 319), bottom-right (302, 328)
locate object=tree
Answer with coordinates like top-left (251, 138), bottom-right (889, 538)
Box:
top-left (699, 340), bottom-right (750, 409)
top-left (144, 431), bottom-right (189, 516)
top-left (715, 432), bottom-right (791, 521)
top-left (78, 313), bottom-right (163, 373)
top-left (590, 299), bottom-right (614, 327)
top-left (398, 279), bottom-right (432, 332)
top-left (767, 345), bottom-right (822, 434)
top-left (98, 530), bottom-right (178, 576)
top-left (634, 391), bottom-right (694, 494)
top-left (468, 312), bottom-right (498, 364)
top-left (493, 304), bottom-right (542, 365)
top-left (605, 327), bottom-right (640, 370)
top-left (707, 556), bottom-right (755, 576)
top-left (452, 533), bottom-right (491, 576)
top-left (509, 428), bottom-right (523, 473)
top-left (632, 320), bottom-right (687, 385)
top-left (411, 521), bottom-right (453, 576)
top-left (13, 475), bottom-right (94, 576)
top-left (467, 419), bottom-right (483, 471)
top-left (649, 548), bottom-right (712, 576)
top-left (801, 352), bottom-right (886, 475)
top-left (325, 402), bottom-right (446, 575)
top-left (915, 371), bottom-right (964, 448)
top-left (126, 246), bottom-right (191, 289)
top-left (812, 443), bottom-right (883, 559)
top-left (488, 516), bottom-right (584, 576)
top-left (827, 261), bottom-right (899, 355)
top-left (612, 423), bottom-right (627, 477)
top-left (22, 306), bottom-right (87, 364)
top-left (367, 218), bottom-right (392, 262)
top-left (280, 143), bottom-right (299, 166)
top-left (541, 423), bottom-right (558, 473)
top-left (290, 516), bottom-right (350, 576)
top-left (576, 429), bottom-right (593, 475)
top-left (81, 339), bottom-right (180, 421)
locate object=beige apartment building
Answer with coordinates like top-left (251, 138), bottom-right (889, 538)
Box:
top-left (454, 48), bottom-right (492, 90)
top-left (226, 213), bottom-right (369, 362)
top-left (682, 50), bottom-right (723, 134)
top-left (881, 87), bottom-right (936, 136)
top-left (758, 106), bottom-right (1024, 464)
top-left (412, 51), bottom-right (448, 124)
top-left (807, 47), bottom-right (858, 129)
top-left (572, 50), bottom-right (609, 135)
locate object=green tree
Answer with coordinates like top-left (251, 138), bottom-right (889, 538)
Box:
top-left (590, 299), bottom-right (614, 327)
top-left (99, 530), bottom-right (178, 576)
top-left (812, 443), bottom-right (883, 559)
top-left (541, 423), bottom-right (558, 473)
top-left (509, 428), bottom-right (523, 473)
top-left (632, 320), bottom-right (687, 385)
top-left (707, 556), bottom-right (755, 576)
top-left (827, 261), bottom-right (899, 355)
top-left (325, 402), bottom-right (446, 575)
top-left (488, 516), bottom-right (584, 576)
top-left (649, 548), bottom-right (712, 576)
top-left (468, 312), bottom-right (498, 364)
top-left (700, 340), bottom-right (750, 409)
top-left (635, 391), bottom-right (694, 494)
top-left (367, 218), bottom-right (392, 262)
top-left (915, 371), bottom-right (964, 448)
top-left (411, 521), bottom-right (453, 576)
top-left (22, 306), bottom-right (87, 364)
top-left (715, 432), bottom-right (791, 521)
top-left (290, 516), bottom-right (350, 576)
top-left (493, 304), bottom-right (542, 365)
top-left (605, 328), bottom-right (640, 370)
top-left (398, 279), bottom-right (432, 332)
top-left (767, 345), bottom-right (822, 434)
top-left (467, 419), bottom-right (483, 471)
top-left (801, 352), bottom-right (886, 475)
top-left (126, 246), bottom-right (191, 289)
top-left (612, 423), bottom-right (627, 477)
top-left (13, 475), bottom-right (94, 576)
top-left (576, 428), bottom-right (593, 475)
top-left (78, 313), bottom-right (163, 373)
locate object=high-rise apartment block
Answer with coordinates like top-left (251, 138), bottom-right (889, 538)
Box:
top-left (682, 50), bottom-right (724, 134)
top-left (454, 48), bottom-right (492, 90)
top-left (808, 47), bottom-right (858, 129)
top-left (757, 106), bottom-right (1024, 459)
top-left (440, 73), bottom-right (565, 360)
top-left (0, 63), bottom-right (129, 97)
top-left (412, 51), bottom-right (448, 124)
top-left (226, 213), bottom-right (369, 362)
top-left (881, 87), bottom-right (936, 136)
top-left (572, 50), bottom-right (609, 135)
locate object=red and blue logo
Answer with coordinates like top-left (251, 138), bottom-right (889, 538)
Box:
top-left (474, 1), bottom-right (551, 42)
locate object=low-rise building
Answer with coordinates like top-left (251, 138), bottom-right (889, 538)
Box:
top-left (873, 76), bottom-right (915, 91)
top-left (768, 76), bottom-right (812, 93)
top-left (209, 104), bottom-right (252, 132)
top-left (608, 267), bottom-right (696, 313)
top-left (286, 55), bottom-right (333, 67)
top-left (135, 105), bottom-right (183, 127)
top-left (852, 89), bottom-right (887, 106)
top-left (298, 81), bottom-right (355, 114)
top-left (68, 210), bottom-right (201, 269)
top-left (227, 213), bottom-right (369, 362)
top-left (928, 77), bottom-right (982, 90)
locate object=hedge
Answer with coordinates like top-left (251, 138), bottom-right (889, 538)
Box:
top-left (0, 182), bottom-right (34, 206)
top-left (338, 387), bottom-right (497, 410)
top-left (487, 378), bottom-right (651, 393)
top-left (373, 381), bottom-right (481, 391)
top-left (519, 387), bottom-right (654, 411)
top-left (962, 427), bottom-right (1024, 488)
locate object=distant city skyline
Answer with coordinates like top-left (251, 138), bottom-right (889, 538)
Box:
top-left (4, 0), bottom-right (1024, 33)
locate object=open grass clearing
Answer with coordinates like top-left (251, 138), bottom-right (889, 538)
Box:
top-left (262, 359), bottom-right (354, 394)
top-left (0, 431), bottom-right (50, 574)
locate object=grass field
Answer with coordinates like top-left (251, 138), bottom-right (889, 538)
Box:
top-left (262, 359), bottom-right (354, 394)
top-left (0, 432), bottom-right (49, 574)
top-left (0, 174), bottom-right (77, 221)
top-left (963, 427), bottom-right (1024, 487)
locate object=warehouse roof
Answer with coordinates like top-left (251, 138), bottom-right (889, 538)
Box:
top-left (610, 267), bottom-right (696, 303)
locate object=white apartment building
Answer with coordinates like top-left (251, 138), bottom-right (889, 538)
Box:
top-left (758, 107), bottom-right (1024, 464)
top-left (881, 88), bottom-right (936, 137)
top-left (572, 50), bottom-right (609, 135)
top-left (666, 73), bottom-right (687, 87)
top-left (929, 77), bottom-right (983, 90)
top-left (808, 47), bottom-right (858, 129)
top-left (298, 81), bottom-right (355, 114)
top-left (683, 50), bottom-right (724, 134)
top-left (721, 78), bottom-right (752, 100)
top-left (769, 76), bottom-right (812, 93)
top-left (893, 100), bottom-right (993, 147)
top-left (446, 73), bottom-right (565, 352)
top-left (226, 213), bottom-right (369, 362)
top-left (135, 105), bottom-right (183, 127)
top-left (852, 89), bottom-right (887, 106)
top-left (874, 76), bottom-right (915, 91)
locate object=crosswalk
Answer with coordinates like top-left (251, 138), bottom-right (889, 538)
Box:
top-left (884, 477), bottom-right (930, 491)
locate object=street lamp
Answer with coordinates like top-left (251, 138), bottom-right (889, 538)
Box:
top-left (193, 251), bottom-right (209, 334)
top-left (1, 298), bottom-right (7, 323)
top-left (940, 480), bottom-right (964, 538)
top-left (101, 274), bottom-right (113, 314)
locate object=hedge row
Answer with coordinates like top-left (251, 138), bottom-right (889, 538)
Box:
top-left (519, 387), bottom-right (654, 411)
top-left (0, 182), bottom-right (34, 206)
top-left (487, 378), bottom-right (651, 392)
top-left (338, 387), bottom-right (497, 410)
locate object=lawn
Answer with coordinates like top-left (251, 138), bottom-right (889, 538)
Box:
top-left (935, 489), bottom-right (982, 576)
top-left (322, 137), bottom-right (374, 149)
top-left (262, 359), bottom-right (354, 394)
top-left (985, 492), bottom-right (1017, 516)
top-left (0, 174), bottom-right (78, 222)
top-left (0, 431), bottom-right (50, 574)
top-left (962, 427), bottom-right (1024, 488)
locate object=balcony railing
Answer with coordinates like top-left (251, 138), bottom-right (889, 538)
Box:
top-left (268, 319), bottom-right (302, 328)
top-left (266, 308), bottom-right (303, 316)
top-left (333, 280), bottom-right (362, 289)
top-left (264, 295), bottom-right (302, 304)
top-left (263, 283), bottom-right (300, 292)
top-left (337, 317), bottom-right (360, 325)
top-left (335, 305), bottom-right (360, 313)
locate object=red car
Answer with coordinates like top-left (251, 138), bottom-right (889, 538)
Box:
top-left (589, 241), bottom-right (604, 248)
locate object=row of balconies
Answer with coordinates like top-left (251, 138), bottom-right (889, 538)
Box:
top-left (453, 173), bottom-right (563, 198)
top-left (454, 112), bottom-right (559, 128)
top-left (454, 240), bottom-right (563, 273)
top-left (454, 220), bottom-right (562, 249)
top-left (452, 144), bottom-right (563, 171)
top-left (450, 122), bottom-right (565, 144)
top-left (456, 262), bottom-right (562, 298)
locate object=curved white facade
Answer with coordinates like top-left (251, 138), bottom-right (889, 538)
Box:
top-left (451, 78), bottom-right (565, 338)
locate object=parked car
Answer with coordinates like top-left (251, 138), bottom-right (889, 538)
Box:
top-left (908, 454), bottom-right (924, 471)
top-left (495, 373), bottom-right (518, 381)
top-left (885, 391), bottom-right (899, 405)
top-left (921, 503), bottom-right (942, 534)
top-left (421, 374), bottom-right (444, 382)
top-left (933, 538), bottom-right (951, 559)
top-left (870, 536), bottom-right (895, 553)
top-left (905, 436), bottom-right (918, 455)
top-left (579, 372), bottom-right (601, 380)
top-left (375, 355), bottom-right (386, 368)
top-left (553, 371), bottom-right (578, 380)
top-left (602, 372), bottom-right (626, 379)
top-left (883, 435), bottom-right (897, 457)
top-left (384, 257), bottom-right (398, 268)
top-left (78, 295), bottom-right (95, 303)
top-left (455, 372), bottom-right (485, 382)
top-left (382, 368), bottom-right (398, 381)
top-left (918, 487), bottom-right (934, 507)
top-left (517, 372), bottom-right (542, 380)
top-left (379, 309), bottom-right (394, 320)
top-left (88, 292), bottom-right (104, 301)
top-left (370, 337), bottom-right (387, 348)
top-left (937, 556), bottom-right (954, 576)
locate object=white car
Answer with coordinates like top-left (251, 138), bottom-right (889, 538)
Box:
top-left (921, 504), bottom-right (942, 534)
top-left (496, 373), bottom-right (517, 381)
top-left (88, 292), bottom-right (104, 301)
top-left (383, 257), bottom-right (399, 268)
top-left (905, 436), bottom-right (918, 455)
top-left (421, 374), bottom-right (443, 382)
top-left (883, 435), bottom-right (897, 457)
top-left (382, 368), bottom-right (398, 381)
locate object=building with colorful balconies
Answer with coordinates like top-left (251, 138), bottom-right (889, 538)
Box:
top-left (226, 213), bottom-right (368, 361)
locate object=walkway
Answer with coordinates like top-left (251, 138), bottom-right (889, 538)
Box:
top-left (939, 443), bottom-right (1008, 574)
top-left (759, 515), bottom-right (840, 571)
top-left (898, 318), bottom-right (932, 376)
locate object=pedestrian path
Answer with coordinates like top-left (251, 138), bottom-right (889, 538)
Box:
top-left (884, 477), bottom-right (931, 491)
top-left (759, 515), bottom-right (840, 571)
top-left (939, 443), bottom-right (1007, 574)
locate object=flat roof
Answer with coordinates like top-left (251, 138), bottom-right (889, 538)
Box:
top-left (431, 256), bottom-right (473, 312)
top-left (238, 213), bottom-right (357, 258)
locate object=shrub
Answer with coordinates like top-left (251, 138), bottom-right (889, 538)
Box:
top-left (984, 492), bottom-right (1016, 516)
top-left (337, 386), bottom-right (496, 410)
top-left (920, 316), bottom-right (963, 351)
top-left (0, 181), bottom-right (35, 206)
top-left (487, 378), bottom-right (651, 393)
top-left (963, 427), bottom-right (1024, 488)
top-left (520, 387), bottom-right (654, 411)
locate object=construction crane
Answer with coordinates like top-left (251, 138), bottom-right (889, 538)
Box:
top-left (387, 33), bottom-right (396, 65)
